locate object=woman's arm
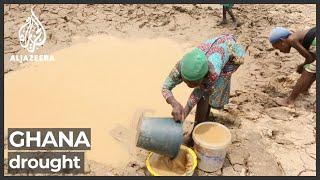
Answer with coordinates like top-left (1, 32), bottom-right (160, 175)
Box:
top-left (162, 62), bottom-right (185, 121)
top-left (161, 62), bottom-right (183, 102)
top-left (183, 87), bottom-right (204, 118)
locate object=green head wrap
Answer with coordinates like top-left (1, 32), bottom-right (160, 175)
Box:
top-left (312, 38), bottom-right (316, 46)
top-left (181, 48), bottom-right (208, 82)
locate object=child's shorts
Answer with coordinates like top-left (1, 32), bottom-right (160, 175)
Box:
top-left (304, 61), bottom-right (316, 74)
top-left (305, 38), bottom-right (316, 74)
top-left (222, 4), bottom-right (234, 9)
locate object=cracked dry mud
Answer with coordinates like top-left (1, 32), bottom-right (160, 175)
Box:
top-left (4, 4), bottom-right (316, 176)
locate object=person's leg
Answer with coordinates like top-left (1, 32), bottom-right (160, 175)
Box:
top-left (218, 6), bottom-right (228, 25)
top-left (194, 93), bottom-right (211, 126)
top-left (226, 8), bottom-right (243, 27)
top-left (277, 69), bottom-right (316, 107)
top-left (185, 93), bottom-right (210, 147)
top-left (301, 79), bottom-right (314, 95)
top-left (226, 8), bottom-right (236, 22)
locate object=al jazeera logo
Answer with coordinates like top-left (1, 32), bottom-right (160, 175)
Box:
top-left (9, 9), bottom-right (55, 62)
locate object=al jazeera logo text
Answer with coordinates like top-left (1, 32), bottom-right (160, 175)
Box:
top-left (7, 128), bottom-right (91, 174)
top-left (9, 9), bottom-right (55, 63)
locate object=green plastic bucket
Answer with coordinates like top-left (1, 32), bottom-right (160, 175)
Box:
top-left (136, 117), bottom-right (183, 158)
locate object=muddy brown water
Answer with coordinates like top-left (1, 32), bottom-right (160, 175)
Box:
top-left (4, 35), bottom-right (196, 168)
top-left (193, 123), bottom-right (231, 146)
top-left (148, 147), bottom-right (193, 176)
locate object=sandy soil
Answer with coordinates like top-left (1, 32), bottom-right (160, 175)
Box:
top-left (4, 4), bottom-right (316, 176)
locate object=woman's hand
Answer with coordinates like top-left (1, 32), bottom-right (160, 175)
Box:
top-left (171, 101), bottom-right (184, 122)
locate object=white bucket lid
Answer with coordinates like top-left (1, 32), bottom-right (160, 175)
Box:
top-left (192, 122), bottom-right (232, 149)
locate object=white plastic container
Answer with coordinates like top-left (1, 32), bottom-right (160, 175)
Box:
top-left (192, 122), bottom-right (231, 172)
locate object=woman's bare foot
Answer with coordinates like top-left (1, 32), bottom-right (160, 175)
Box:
top-left (275, 98), bottom-right (295, 108)
top-left (233, 21), bottom-right (243, 28)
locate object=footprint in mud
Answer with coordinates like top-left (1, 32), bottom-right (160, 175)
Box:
top-left (261, 84), bottom-right (288, 99)
top-left (265, 107), bottom-right (299, 121)
top-left (294, 96), bottom-right (316, 112)
top-left (210, 110), bottom-right (242, 128)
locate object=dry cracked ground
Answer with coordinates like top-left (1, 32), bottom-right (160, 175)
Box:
top-left (4, 4), bottom-right (316, 176)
